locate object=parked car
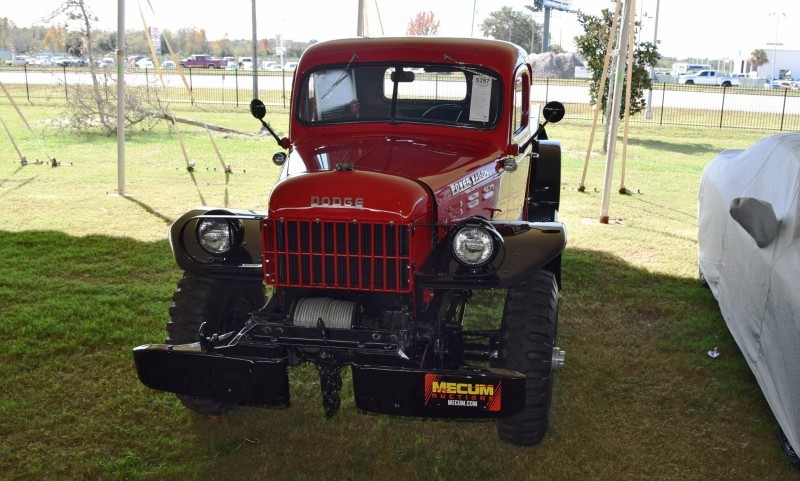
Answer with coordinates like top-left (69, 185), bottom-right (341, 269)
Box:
top-left (135, 58), bottom-right (155, 69)
top-left (283, 61), bottom-right (298, 71)
top-left (677, 70), bottom-right (740, 87)
top-left (5, 55), bottom-right (29, 66)
top-left (162, 60), bottom-right (176, 69)
top-left (260, 60), bottom-right (280, 70)
top-left (238, 57), bottom-right (254, 69)
top-left (698, 133), bottom-right (800, 470)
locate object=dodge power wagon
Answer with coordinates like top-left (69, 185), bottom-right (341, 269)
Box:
top-left (134, 37), bottom-right (567, 446)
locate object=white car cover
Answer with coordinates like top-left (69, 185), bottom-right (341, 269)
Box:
top-left (698, 133), bottom-right (800, 452)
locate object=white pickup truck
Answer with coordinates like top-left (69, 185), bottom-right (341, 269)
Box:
top-left (677, 70), bottom-right (740, 87)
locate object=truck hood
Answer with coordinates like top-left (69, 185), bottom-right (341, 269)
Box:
top-left (268, 168), bottom-right (432, 223)
top-left (288, 135), bottom-right (504, 195)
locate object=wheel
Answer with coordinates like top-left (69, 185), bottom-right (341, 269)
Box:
top-left (722, 81), bottom-right (731, 87)
top-left (698, 267), bottom-right (709, 288)
top-left (494, 270), bottom-right (560, 446)
top-left (685, 80), bottom-right (694, 85)
top-left (779, 427), bottom-right (800, 470)
top-left (207, 64), bottom-right (216, 69)
top-left (421, 103), bottom-right (462, 121)
top-left (166, 272), bottom-right (264, 415)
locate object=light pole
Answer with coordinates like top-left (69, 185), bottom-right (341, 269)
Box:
top-left (645, 0), bottom-right (659, 120)
top-left (769, 12), bottom-right (785, 82)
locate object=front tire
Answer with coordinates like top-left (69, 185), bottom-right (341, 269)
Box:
top-left (494, 270), bottom-right (559, 446)
top-left (779, 428), bottom-right (800, 470)
top-left (166, 273), bottom-right (264, 415)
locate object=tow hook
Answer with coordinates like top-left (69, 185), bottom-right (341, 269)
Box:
top-left (316, 351), bottom-right (343, 417)
top-left (552, 346), bottom-right (566, 372)
top-left (197, 322), bottom-right (219, 353)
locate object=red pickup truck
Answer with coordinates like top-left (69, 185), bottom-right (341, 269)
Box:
top-left (179, 54), bottom-right (226, 69)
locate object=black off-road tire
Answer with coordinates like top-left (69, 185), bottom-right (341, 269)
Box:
top-left (166, 272), bottom-right (264, 415)
top-left (779, 427), bottom-right (800, 470)
top-left (494, 270), bottom-right (559, 446)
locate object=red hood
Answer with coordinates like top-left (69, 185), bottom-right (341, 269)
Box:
top-left (289, 134), bottom-right (503, 194)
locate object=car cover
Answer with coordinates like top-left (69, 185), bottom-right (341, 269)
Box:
top-left (698, 132), bottom-right (800, 453)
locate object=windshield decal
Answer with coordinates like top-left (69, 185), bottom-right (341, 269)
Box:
top-left (469, 76), bottom-right (493, 122)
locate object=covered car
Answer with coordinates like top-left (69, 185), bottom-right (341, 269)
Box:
top-left (698, 132), bottom-right (800, 467)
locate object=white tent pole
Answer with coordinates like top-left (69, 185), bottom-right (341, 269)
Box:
top-left (117, 0), bottom-right (125, 195)
top-left (599, 0), bottom-right (633, 224)
top-left (357, 0), bottom-right (365, 37)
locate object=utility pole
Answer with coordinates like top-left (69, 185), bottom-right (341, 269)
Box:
top-left (252, 0), bottom-right (258, 98)
top-left (645, 0), bottom-right (660, 120)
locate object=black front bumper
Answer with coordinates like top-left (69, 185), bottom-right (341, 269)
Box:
top-left (133, 342), bottom-right (526, 418)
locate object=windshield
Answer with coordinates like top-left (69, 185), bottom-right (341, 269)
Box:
top-left (298, 63), bottom-right (501, 128)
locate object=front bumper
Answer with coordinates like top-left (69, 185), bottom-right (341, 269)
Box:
top-left (133, 342), bottom-right (526, 418)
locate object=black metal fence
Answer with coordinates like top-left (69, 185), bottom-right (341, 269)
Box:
top-left (2, 65), bottom-right (799, 131)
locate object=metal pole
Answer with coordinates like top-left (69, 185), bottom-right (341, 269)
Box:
top-left (357, 0), bottom-right (365, 37)
top-left (645, 0), bottom-right (660, 120)
top-left (542, 7), bottom-right (551, 53)
top-left (252, 0), bottom-right (258, 98)
top-left (117, 0), bottom-right (126, 195)
top-left (599, 0), bottom-right (633, 224)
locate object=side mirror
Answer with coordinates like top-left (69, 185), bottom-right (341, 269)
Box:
top-left (729, 197), bottom-right (780, 248)
top-left (249, 98), bottom-right (286, 149)
top-left (250, 99), bottom-right (267, 120)
top-left (542, 101), bottom-right (565, 123)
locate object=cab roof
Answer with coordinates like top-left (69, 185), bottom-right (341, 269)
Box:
top-left (297, 37), bottom-right (529, 79)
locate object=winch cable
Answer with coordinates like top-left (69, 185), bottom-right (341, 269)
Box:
top-left (0, 113), bottom-right (27, 164)
top-left (618, 0), bottom-right (637, 195)
top-left (0, 80), bottom-right (55, 164)
top-left (577, 0), bottom-right (621, 192)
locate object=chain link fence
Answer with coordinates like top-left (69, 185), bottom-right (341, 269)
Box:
top-left (2, 65), bottom-right (799, 131)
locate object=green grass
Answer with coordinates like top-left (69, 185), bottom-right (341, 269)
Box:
top-left (1, 102), bottom-right (798, 480)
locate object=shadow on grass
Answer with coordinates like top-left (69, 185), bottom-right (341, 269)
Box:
top-left (123, 195), bottom-right (174, 226)
top-left (0, 230), bottom-right (788, 481)
top-left (625, 137), bottom-right (717, 156)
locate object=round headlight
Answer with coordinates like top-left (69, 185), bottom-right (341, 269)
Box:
top-left (452, 227), bottom-right (495, 266)
top-left (197, 219), bottom-right (233, 255)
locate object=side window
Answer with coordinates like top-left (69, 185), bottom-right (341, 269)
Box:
top-left (513, 71), bottom-right (529, 134)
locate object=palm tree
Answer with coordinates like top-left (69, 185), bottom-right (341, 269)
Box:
top-left (748, 49), bottom-right (769, 73)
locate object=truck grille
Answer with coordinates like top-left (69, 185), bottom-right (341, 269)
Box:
top-left (264, 219), bottom-right (413, 292)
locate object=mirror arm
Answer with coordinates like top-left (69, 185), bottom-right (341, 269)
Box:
top-left (259, 119), bottom-right (284, 148)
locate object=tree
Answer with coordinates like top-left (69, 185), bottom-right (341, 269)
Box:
top-left (574, 8), bottom-right (659, 119)
top-left (748, 48), bottom-right (768, 73)
top-left (406, 11), bottom-right (440, 36)
top-left (479, 6), bottom-right (542, 54)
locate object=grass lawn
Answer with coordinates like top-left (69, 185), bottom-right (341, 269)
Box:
top-left (0, 102), bottom-right (797, 480)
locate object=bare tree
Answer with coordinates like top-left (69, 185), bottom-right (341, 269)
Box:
top-left (406, 11), bottom-right (440, 36)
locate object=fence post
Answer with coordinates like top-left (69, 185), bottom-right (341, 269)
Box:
top-left (719, 85), bottom-right (726, 128)
top-left (145, 67), bottom-right (150, 100)
top-left (63, 65), bottom-right (68, 101)
top-left (545, 77), bottom-right (550, 102)
top-left (780, 89), bottom-right (788, 131)
top-left (659, 82), bottom-right (665, 125)
top-left (189, 68), bottom-right (193, 94)
top-left (235, 67), bottom-right (239, 107)
top-left (24, 64), bottom-right (30, 103)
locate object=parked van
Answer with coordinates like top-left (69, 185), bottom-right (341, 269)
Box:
top-left (672, 63), bottom-right (711, 76)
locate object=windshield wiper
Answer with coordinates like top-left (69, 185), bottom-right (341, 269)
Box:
top-left (321, 53), bottom-right (358, 100)
top-left (442, 53), bottom-right (486, 77)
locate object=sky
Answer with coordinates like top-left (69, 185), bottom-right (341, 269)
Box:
top-left (4, 0), bottom-right (800, 61)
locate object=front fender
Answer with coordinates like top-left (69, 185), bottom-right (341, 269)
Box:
top-left (415, 221), bottom-right (566, 289)
top-left (169, 207), bottom-right (266, 280)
